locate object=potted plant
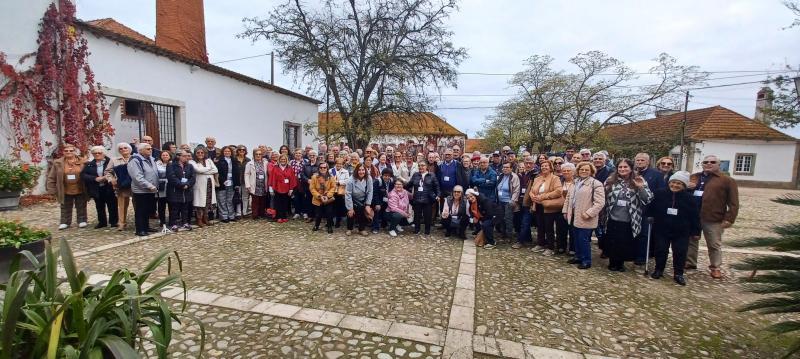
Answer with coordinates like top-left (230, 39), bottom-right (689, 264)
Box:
top-left (0, 158), bottom-right (43, 210)
top-left (0, 239), bottom-right (205, 357)
top-left (0, 219), bottom-right (50, 282)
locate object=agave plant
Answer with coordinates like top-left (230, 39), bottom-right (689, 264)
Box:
top-left (731, 194), bottom-right (800, 358)
top-left (0, 239), bottom-right (204, 358)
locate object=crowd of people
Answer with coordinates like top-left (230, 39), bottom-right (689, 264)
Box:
top-left (46, 136), bottom-right (739, 286)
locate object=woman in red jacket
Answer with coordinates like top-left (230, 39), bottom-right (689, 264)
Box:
top-left (269, 154), bottom-right (297, 223)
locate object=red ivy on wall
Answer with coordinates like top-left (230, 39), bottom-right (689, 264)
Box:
top-left (0, 0), bottom-right (114, 162)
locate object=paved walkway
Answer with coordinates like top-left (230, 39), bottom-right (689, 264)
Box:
top-left (3, 186), bottom-right (798, 358)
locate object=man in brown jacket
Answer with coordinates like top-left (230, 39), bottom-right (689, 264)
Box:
top-left (686, 154), bottom-right (739, 279)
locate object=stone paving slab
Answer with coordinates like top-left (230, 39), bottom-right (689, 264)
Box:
top-left (74, 219), bottom-right (462, 329)
top-left (158, 301), bottom-right (445, 358)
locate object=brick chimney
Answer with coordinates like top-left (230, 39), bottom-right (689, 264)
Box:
top-left (155, 0), bottom-right (208, 63)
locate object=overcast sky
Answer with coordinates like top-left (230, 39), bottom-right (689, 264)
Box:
top-left (75, 0), bottom-right (800, 138)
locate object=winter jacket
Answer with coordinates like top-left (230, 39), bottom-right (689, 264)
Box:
top-left (269, 165), bottom-right (297, 194)
top-left (345, 177), bottom-right (374, 210)
top-left (244, 159), bottom-right (270, 195)
top-left (688, 171), bottom-right (739, 224)
top-left (309, 174), bottom-right (336, 206)
top-left (638, 167), bottom-right (666, 193)
top-left (387, 189), bottom-right (411, 216)
top-left (372, 176), bottom-right (394, 207)
top-left (647, 187), bottom-right (701, 238)
top-left (190, 159), bottom-right (218, 205)
top-left (406, 171), bottom-right (440, 204)
top-left (81, 156), bottom-right (112, 199)
top-left (438, 160), bottom-right (458, 192)
top-left (527, 173), bottom-right (563, 213)
top-left (456, 165), bottom-right (472, 192)
top-left (471, 168), bottom-right (498, 201)
top-left (216, 156), bottom-right (241, 189)
top-left (562, 176), bottom-right (605, 229)
top-left (166, 161), bottom-right (196, 204)
top-left (127, 154), bottom-right (158, 194)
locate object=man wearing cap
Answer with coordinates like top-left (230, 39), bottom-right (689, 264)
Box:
top-left (686, 154), bottom-right (739, 279)
top-left (490, 151), bottom-right (503, 173)
top-left (471, 157), bottom-right (498, 202)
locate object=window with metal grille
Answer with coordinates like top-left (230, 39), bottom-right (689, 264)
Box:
top-left (284, 122), bottom-right (301, 149)
top-left (734, 153), bottom-right (755, 175)
top-left (121, 99), bottom-right (177, 149)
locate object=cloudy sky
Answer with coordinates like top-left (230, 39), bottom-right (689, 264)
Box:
top-left (75, 0), bottom-right (800, 137)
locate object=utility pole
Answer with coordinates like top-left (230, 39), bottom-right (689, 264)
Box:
top-left (679, 91), bottom-right (689, 171)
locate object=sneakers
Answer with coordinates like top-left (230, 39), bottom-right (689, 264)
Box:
top-left (170, 225), bottom-right (179, 232)
top-left (372, 230), bottom-right (379, 234)
top-left (396, 226), bottom-right (404, 233)
top-left (78, 222), bottom-right (88, 228)
top-left (531, 245), bottom-right (545, 252)
top-left (182, 224), bottom-right (192, 231)
top-left (389, 230), bottom-right (398, 237)
top-left (542, 249), bottom-right (554, 256)
top-left (511, 243), bottom-right (522, 249)
top-left (302, 213), bottom-right (309, 220)
top-left (484, 244), bottom-right (496, 250)
top-left (58, 224), bottom-right (68, 230)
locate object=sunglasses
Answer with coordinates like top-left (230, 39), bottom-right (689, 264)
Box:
top-left (554, 161), bottom-right (563, 165)
top-left (659, 162), bottom-right (673, 165)
top-left (92, 152), bottom-right (103, 155)
top-left (702, 161), bottom-right (718, 164)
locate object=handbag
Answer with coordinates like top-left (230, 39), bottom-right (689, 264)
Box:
top-left (113, 164), bottom-right (132, 189)
top-left (474, 230), bottom-right (486, 247)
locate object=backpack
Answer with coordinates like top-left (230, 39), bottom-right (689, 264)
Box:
top-left (114, 157), bottom-right (144, 189)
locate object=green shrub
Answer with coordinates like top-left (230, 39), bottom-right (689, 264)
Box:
top-left (0, 239), bottom-right (204, 358)
top-left (0, 219), bottom-right (50, 249)
top-left (0, 158), bottom-right (43, 193)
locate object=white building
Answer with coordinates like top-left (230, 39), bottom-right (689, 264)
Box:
top-left (0, 0), bottom-right (320, 158)
top-left (602, 106), bottom-right (800, 189)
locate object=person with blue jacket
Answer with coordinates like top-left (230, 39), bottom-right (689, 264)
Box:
top-left (471, 157), bottom-right (498, 202)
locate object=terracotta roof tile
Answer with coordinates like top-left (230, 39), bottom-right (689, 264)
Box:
top-left (86, 18), bottom-right (155, 45)
top-left (600, 106), bottom-right (795, 144)
top-left (318, 112), bottom-right (465, 137)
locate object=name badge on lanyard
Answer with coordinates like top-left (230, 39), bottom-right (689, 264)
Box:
top-left (284, 178), bottom-right (289, 184)
top-left (693, 190), bottom-right (704, 197)
top-left (66, 174), bottom-right (76, 180)
top-left (258, 174), bottom-right (265, 180)
top-left (180, 178), bottom-right (188, 184)
top-left (616, 199), bottom-right (629, 207)
top-left (667, 208), bottom-right (678, 215)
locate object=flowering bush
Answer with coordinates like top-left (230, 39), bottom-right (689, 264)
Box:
top-left (0, 219), bottom-right (49, 248)
top-left (0, 158), bottom-right (42, 192)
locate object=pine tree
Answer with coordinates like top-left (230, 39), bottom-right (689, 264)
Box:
top-left (731, 193), bottom-right (800, 358)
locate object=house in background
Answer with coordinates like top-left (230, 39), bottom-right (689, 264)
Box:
top-left (601, 105), bottom-right (800, 189)
top-left (465, 138), bottom-right (487, 153)
top-left (0, 0), bottom-right (320, 158)
top-left (317, 112), bottom-right (466, 154)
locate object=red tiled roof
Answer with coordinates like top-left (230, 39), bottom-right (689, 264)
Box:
top-left (600, 106), bottom-right (796, 144)
top-left (77, 19), bottom-right (321, 105)
top-left (318, 112), bottom-right (465, 137)
top-left (86, 18), bottom-right (155, 45)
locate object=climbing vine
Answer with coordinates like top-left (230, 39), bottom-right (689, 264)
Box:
top-left (0, 0), bottom-right (113, 162)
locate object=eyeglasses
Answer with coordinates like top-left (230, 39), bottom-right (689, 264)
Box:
top-left (702, 161), bottom-right (717, 164)
top-left (554, 161), bottom-right (563, 165)
top-left (92, 152), bottom-right (103, 155)
top-left (659, 162), bottom-right (673, 165)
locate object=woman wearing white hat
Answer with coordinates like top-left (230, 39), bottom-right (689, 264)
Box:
top-left (647, 171), bottom-right (701, 285)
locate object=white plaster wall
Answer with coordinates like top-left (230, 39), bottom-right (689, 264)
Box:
top-left (0, 0), bottom-right (53, 71)
top-left (690, 140), bottom-right (798, 182)
top-left (85, 34), bottom-right (319, 152)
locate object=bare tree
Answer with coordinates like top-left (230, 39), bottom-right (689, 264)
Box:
top-left (240, 0), bottom-right (467, 149)
top-left (494, 51), bottom-right (707, 151)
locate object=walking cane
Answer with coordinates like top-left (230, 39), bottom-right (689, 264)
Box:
top-left (643, 217), bottom-right (654, 276)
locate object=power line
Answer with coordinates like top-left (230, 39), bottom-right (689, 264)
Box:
top-left (457, 69), bottom-right (795, 77)
top-left (211, 53), bottom-right (271, 65)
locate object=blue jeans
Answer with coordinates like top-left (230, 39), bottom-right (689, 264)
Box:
top-left (516, 209), bottom-right (533, 244)
top-left (481, 218), bottom-right (495, 245)
top-left (573, 227), bottom-right (594, 266)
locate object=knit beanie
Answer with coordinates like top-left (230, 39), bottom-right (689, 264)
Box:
top-left (669, 171), bottom-right (690, 187)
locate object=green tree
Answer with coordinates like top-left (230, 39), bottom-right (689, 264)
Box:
top-left (758, 2), bottom-right (799, 128)
top-left (731, 194), bottom-right (800, 358)
top-left (239, 0), bottom-right (467, 149)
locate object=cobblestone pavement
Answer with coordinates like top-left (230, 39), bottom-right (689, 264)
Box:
top-left (75, 219), bottom-right (462, 330)
top-left (3, 187), bottom-right (798, 358)
top-left (156, 301), bottom-right (443, 358)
